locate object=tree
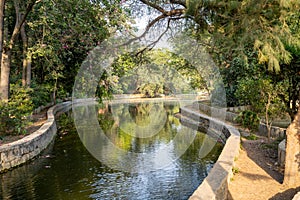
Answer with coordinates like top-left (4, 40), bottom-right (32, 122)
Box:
top-left (27, 0), bottom-right (129, 101)
top-left (106, 49), bottom-right (207, 97)
top-left (0, 0), bottom-right (4, 62)
top-left (235, 78), bottom-right (286, 141)
top-left (0, 0), bottom-right (37, 101)
top-left (0, 0), bottom-right (129, 136)
top-left (284, 108), bottom-right (300, 187)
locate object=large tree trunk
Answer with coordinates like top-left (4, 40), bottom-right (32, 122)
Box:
top-left (283, 108), bottom-right (300, 187)
top-left (0, 49), bottom-right (11, 100)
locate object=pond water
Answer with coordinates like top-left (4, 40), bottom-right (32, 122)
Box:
top-left (0, 101), bottom-right (223, 200)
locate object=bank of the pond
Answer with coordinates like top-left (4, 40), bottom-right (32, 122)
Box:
top-left (179, 107), bottom-right (240, 200)
top-left (0, 102), bottom-right (72, 173)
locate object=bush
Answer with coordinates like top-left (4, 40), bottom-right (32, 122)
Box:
top-left (235, 110), bottom-right (260, 131)
top-left (0, 85), bottom-right (34, 136)
top-left (31, 83), bottom-right (52, 108)
top-left (139, 83), bottom-right (164, 98)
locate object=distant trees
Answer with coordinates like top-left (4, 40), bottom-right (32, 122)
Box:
top-left (106, 49), bottom-right (207, 97)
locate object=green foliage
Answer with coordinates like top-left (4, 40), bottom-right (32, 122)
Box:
top-left (235, 110), bottom-right (260, 131)
top-left (105, 49), bottom-right (208, 98)
top-left (235, 77), bottom-right (286, 140)
top-left (30, 82), bottom-right (52, 108)
top-left (210, 0), bottom-right (299, 72)
top-left (232, 166), bottom-right (239, 175)
top-left (139, 83), bottom-right (164, 98)
top-left (26, 0), bottom-right (129, 100)
top-left (244, 133), bottom-right (258, 140)
top-left (235, 78), bottom-right (286, 116)
top-left (0, 85), bottom-right (33, 136)
top-left (218, 49), bottom-right (264, 106)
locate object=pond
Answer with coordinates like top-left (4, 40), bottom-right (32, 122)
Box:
top-left (0, 101), bottom-right (223, 200)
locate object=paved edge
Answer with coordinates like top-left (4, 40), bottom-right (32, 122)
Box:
top-left (180, 107), bottom-right (240, 200)
top-left (0, 101), bottom-right (72, 173)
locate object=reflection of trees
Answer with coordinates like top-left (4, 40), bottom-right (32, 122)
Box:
top-left (95, 101), bottom-right (223, 173)
top-left (179, 133), bottom-right (223, 162)
top-left (98, 105), bottom-right (115, 132)
top-left (98, 102), bottom-right (182, 153)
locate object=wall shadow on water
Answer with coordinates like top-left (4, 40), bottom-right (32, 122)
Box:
top-left (0, 141), bottom-right (54, 200)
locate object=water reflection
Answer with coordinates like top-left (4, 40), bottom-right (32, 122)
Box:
top-left (0, 101), bottom-right (222, 200)
top-left (74, 102), bottom-right (202, 172)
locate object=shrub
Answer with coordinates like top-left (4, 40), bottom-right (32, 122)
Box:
top-left (235, 110), bottom-right (260, 131)
top-left (0, 85), bottom-right (34, 136)
top-left (139, 83), bottom-right (164, 98)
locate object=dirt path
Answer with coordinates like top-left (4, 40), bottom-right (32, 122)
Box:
top-left (0, 111), bottom-right (47, 145)
top-left (228, 137), bottom-right (300, 200)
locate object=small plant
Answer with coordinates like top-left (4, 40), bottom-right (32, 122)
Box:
top-left (234, 156), bottom-right (238, 162)
top-left (232, 166), bottom-right (240, 175)
top-left (235, 110), bottom-right (260, 131)
top-left (245, 133), bottom-right (258, 140)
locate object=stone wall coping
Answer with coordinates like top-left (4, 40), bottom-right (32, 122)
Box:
top-left (180, 107), bottom-right (240, 200)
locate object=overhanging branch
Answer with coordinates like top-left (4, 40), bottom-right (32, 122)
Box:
top-left (135, 18), bottom-right (172, 55)
top-left (122, 0), bottom-right (186, 47)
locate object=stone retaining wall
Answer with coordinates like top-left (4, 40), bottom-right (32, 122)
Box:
top-left (278, 139), bottom-right (286, 167)
top-left (179, 107), bottom-right (240, 200)
top-left (0, 102), bottom-right (71, 173)
top-left (193, 101), bottom-right (287, 139)
top-left (258, 123), bottom-right (286, 138)
top-left (192, 101), bottom-right (238, 124)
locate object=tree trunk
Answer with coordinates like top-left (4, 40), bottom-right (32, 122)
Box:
top-left (283, 108), bottom-right (300, 187)
top-left (265, 92), bottom-right (271, 142)
top-left (20, 19), bottom-right (30, 86)
top-left (0, 49), bottom-right (11, 100)
top-left (0, 0), bottom-right (5, 62)
top-left (26, 54), bottom-right (31, 86)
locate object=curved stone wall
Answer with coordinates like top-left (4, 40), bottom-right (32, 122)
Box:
top-left (179, 107), bottom-right (240, 200)
top-left (0, 102), bottom-right (71, 173)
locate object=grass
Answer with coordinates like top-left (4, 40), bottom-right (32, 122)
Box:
top-left (244, 133), bottom-right (258, 140)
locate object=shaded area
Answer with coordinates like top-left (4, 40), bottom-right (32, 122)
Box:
top-left (241, 138), bottom-right (284, 183)
top-left (269, 187), bottom-right (300, 200)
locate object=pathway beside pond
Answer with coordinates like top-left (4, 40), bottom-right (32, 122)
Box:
top-left (228, 137), bottom-right (300, 200)
top-left (186, 104), bottom-right (299, 199)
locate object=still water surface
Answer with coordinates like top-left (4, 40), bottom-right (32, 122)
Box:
top-left (0, 101), bottom-right (223, 200)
